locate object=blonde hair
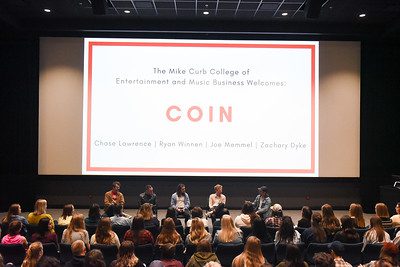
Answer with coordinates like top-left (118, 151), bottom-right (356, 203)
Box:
top-left (138, 203), bottom-right (153, 221)
top-left (34, 199), bottom-right (47, 215)
top-left (218, 215), bottom-right (240, 243)
top-left (375, 203), bottom-right (390, 218)
top-left (214, 184), bottom-right (222, 191)
top-left (349, 203), bottom-right (366, 228)
top-left (189, 218), bottom-right (208, 245)
top-left (232, 236), bottom-right (265, 267)
top-left (156, 217), bottom-right (181, 245)
top-left (22, 242), bottom-right (43, 267)
top-left (65, 214), bottom-right (86, 243)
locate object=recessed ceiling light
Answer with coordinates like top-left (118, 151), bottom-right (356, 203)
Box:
top-left (359, 13), bottom-right (366, 18)
top-left (44, 8), bottom-right (51, 13)
top-left (205, 4), bottom-right (208, 7)
top-left (203, 11), bottom-right (209, 15)
top-left (282, 12), bottom-right (288, 16)
top-left (124, 10), bottom-right (131, 14)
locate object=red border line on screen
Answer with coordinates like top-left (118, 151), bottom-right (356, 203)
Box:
top-left (86, 41), bottom-right (316, 174)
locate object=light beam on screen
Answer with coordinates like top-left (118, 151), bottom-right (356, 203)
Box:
top-left (82, 38), bottom-right (319, 177)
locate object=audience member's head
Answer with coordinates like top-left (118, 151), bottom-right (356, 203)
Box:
top-left (376, 203), bottom-right (390, 218)
top-left (23, 242), bottom-right (43, 267)
top-left (95, 217), bottom-right (113, 244)
top-left (214, 203), bottom-right (229, 219)
top-left (301, 206), bottom-right (313, 221)
top-left (378, 242), bottom-right (399, 266)
top-left (340, 215), bottom-right (355, 230)
top-left (285, 244), bottom-right (303, 264)
top-left (241, 201), bottom-right (255, 215)
top-left (165, 207), bottom-right (177, 220)
top-left (68, 213), bottom-right (85, 231)
top-left (115, 241), bottom-right (140, 267)
top-left (204, 262), bottom-right (222, 267)
top-left (71, 240), bottom-right (86, 256)
top-left (34, 199), bottom-right (48, 215)
top-left (85, 249), bottom-right (106, 267)
top-left (38, 217), bottom-right (52, 236)
top-left (104, 205), bottom-right (115, 217)
top-left (138, 203), bottom-right (153, 220)
top-left (271, 203), bottom-right (283, 217)
top-left (113, 204), bottom-right (123, 216)
top-left (328, 241), bottom-right (345, 257)
top-left (37, 256), bottom-right (61, 267)
top-left (61, 204), bottom-right (74, 219)
top-left (8, 220), bottom-right (22, 236)
top-left (4, 204), bottom-right (21, 223)
top-left (349, 203), bottom-right (365, 228)
top-left (321, 203), bottom-right (337, 222)
top-left (161, 243), bottom-right (176, 259)
top-left (277, 216), bottom-right (295, 242)
top-left (196, 239), bottom-right (212, 253)
top-left (313, 252), bottom-right (334, 267)
top-left (189, 207), bottom-right (203, 219)
top-left (131, 214), bottom-right (145, 231)
top-left (395, 202), bottom-right (400, 215)
top-left (88, 203), bottom-right (101, 220)
top-left (232, 236), bottom-right (265, 267)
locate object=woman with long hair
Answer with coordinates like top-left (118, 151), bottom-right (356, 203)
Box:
top-left (297, 206), bottom-right (312, 228)
top-left (138, 203), bottom-right (160, 229)
top-left (124, 214), bottom-right (154, 245)
top-left (375, 203), bottom-right (393, 229)
top-left (61, 213), bottom-right (90, 249)
top-left (110, 241), bottom-right (145, 267)
top-left (22, 242), bottom-right (43, 267)
top-left (186, 240), bottom-right (220, 267)
top-left (212, 215), bottom-right (242, 247)
top-left (333, 215), bottom-right (360, 243)
top-left (85, 203), bottom-right (102, 227)
top-left (1, 220), bottom-right (28, 248)
top-left (275, 216), bottom-right (301, 245)
top-left (90, 217), bottom-right (120, 247)
top-left (249, 217), bottom-right (273, 243)
top-left (349, 203), bottom-right (366, 228)
top-left (27, 199), bottom-right (55, 231)
top-left (31, 217), bottom-right (58, 245)
top-left (363, 216), bottom-right (391, 251)
top-left (186, 218), bottom-right (211, 246)
top-left (58, 204), bottom-right (74, 226)
top-left (232, 236), bottom-right (270, 267)
top-left (234, 201), bottom-right (259, 228)
top-left (300, 212), bottom-right (327, 246)
top-left (321, 204), bottom-right (340, 240)
top-left (276, 244), bottom-right (308, 267)
top-left (2, 203), bottom-right (29, 234)
top-left (155, 217), bottom-right (182, 245)
top-left (161, 207), bottom-right (182, 227)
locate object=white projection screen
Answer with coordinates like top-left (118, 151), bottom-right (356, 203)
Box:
top-left (39, 37), bottom-right (360, 178)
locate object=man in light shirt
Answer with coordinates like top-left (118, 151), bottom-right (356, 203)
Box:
top-left (209, 184), bottom-right (226, 210)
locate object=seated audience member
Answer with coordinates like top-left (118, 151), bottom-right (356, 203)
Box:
top-left (234, 201), bottom-right (259, 228)
top-left (362, 215), bottom-right (391, 251)
top-left (31, 218), bottom-right (58, 245)
top-left (64, 240), bottom-right (86, 267)
top-left (104, 181), bottom-right (125, 210)
top-left (85, 249), bottom-right (106, 267)
top-left (208, 184), bottom-right (226, 218)
top-left (37, 256), bottom-right (61, 267)
top-left (187, 207), bottom-right (208, 228)
top-left (265, 204), bottom-right (283, 228)
top-left (124, 215), bottom-right (154, 245)
top-left (149, 243), bottom-right (184, 267)
top-left (212, 204), bottom-right (229, 228)
top-left (232, 236), bottom-right (271, 267)
top-left (333, 215), bottom-right (360, 243)
top-left (390, 202), bottom-right (400, 228)
top-left (27, 199), bottom-right (55, 231)
top-left (349, 203), bottom-right (366, 228)
top-left (375, 203), bottom-right (393, 229)
top-left (204, 262), bottom-right (222, 267)
top-left (363, 242), bottom-right (399, 267)
top-left (110, 205), bottom-right (132, 227)
top-left (156, 218), bottom-right (182, 246)
top-left (185, 218), bottom-right (212, 246)
top-left (22, 242), bottom-right (43, 267)
top-left (328, 241), bottom-right (352, 267)
top-left (321, 204), bottom-right (341, 240)
top-left (138, 185), bottom-right (157, 215)
top-left (186, 239), bottom-right (220, 267)
top-left (312, 252), bottom-right (334, 267)
top-left (85, 204), bottom-right (101, 227)
top-left (297, 206), bottom-right (312, 228)
top-left (1, 221), bottom-right (28, 248)
top-left (90, 217), bottom-right (120, 247)
top-left (137, 203), bottom-right (160, 229)
top-left (249, 217), bottom-right (273, 243)
top-left (274, 216), bottom-right (301, 245)
top-left (161, 207), bottom-right (182, 227)
top-left (110, 241), bottom-right (145, 267)
top-left (252, 186), bottom-right (272, 220)
top-left (170, 183), bottom-right (191, 223)
top-left (61, 214), bottom-right (90, 249)
top-left (276, 244), bottom-right (308, 267)
top-left (2, 203), bottom-right (28, 235)
top-left (212, 215), bottom-right (242, 247)
top-left (58, 204), bottom-right (74, 226)
top-left (301, 212), bottom-right (327, 246)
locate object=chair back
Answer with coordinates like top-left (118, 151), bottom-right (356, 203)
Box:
top-left (355, 227), bottom-right (369, 238)
top-left (26, 224), bottom-right (40, 242)
top-left (112, 225), bottom-right (130, 241)
top-left (42, 243), bottom-right (60, 259)
top-left (86, 224), bottom-right (98, 238)
top-left (386, 227), bottom-right (396, 239)
top-left (184, 243), bottom-right (197, 264)
top-left (215, 243), bottom-right (244, 267)
top-left (275, 243), bottom-right (306, 263)
top-left (54, 224), bottom-right (67, 244)
top-left (295, 227), bottom-right (307, 234)
top-left (342, 242), bottom-right (363, 266)
top-left (135, 243), bottom-right (154, 265)
top-left (145, 225), bottom-right (160, 239)
top-left (91, 244), bottom-right (119, 266)
top-left (240, 227), bottom-right (252, 241)
top-left (305, 243), bottom-right (330, 264)
top-left (362, 243), bottom-right (384, 264)
top-left (175, 225), bottom-right (185, 240)
top-left (265, 226), bottom-right (278, 238)
top-left (0, 244), bottom-right (26, 266)
top-left (261, 243), bottom-right (276, 265)
top-left (59, 243), bottom-right (73, 264)
top-left (1, 222), bottom-right (9, 239)
top-left (154, 243), bottom-right (184, 262)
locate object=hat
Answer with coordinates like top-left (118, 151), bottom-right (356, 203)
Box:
top-left (328, 241), bottom-right (345, 254)
top-left (271, 204), bottom-right (282, 212)
top-left (258, 186), bottom-right (268, 193)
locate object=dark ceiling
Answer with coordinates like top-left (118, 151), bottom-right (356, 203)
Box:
top-left (1, 0), bottom-right (400, 39)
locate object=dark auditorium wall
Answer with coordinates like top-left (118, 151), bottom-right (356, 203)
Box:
top-left (1, 34), bottom-right (399, 213)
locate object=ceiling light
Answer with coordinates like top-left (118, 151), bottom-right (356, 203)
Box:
top-left (44, 8), bottom-right (51, 13)
top-left (203, 11), bottom-right (209, 15)
top-left (124, 10), bottom-right (131, 14)
top-left (282, 12), bottom-right (288, 16)
top-left (359, 13), bottom-right (366, 18)
top-left (205, 4), bottom-right (208, 7)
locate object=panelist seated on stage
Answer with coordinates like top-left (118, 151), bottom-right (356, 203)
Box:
top-left (252, 186), bottom-right (272, 220)
top-left (170, 183), bottom-right (191, 222)
top-left (104, 181), bottom-right (125, 210)
top-left (208, 184), bottom-right (226, 213)
top-left (138, 185), bottom-right (157, 215)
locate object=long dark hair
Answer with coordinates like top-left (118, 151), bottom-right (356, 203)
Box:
top-left (38, 218), bottom-right (51, 237)
top-left (88, 204), bottom-right (101, 220)
top-left (301, 206), bottom-right (312, 221)
top-left (311, 212), bottom-right (327, 242)
top-left (251, 217), bottom-right (271, 243)
top-left (3, 204), bottom-right (20, 223)
top-left (176, 184), bottom-right (185, 197)
top-left (277, 216), bottom-right (295, 243)
top-left (285, 244), bottom-right (305, 267)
